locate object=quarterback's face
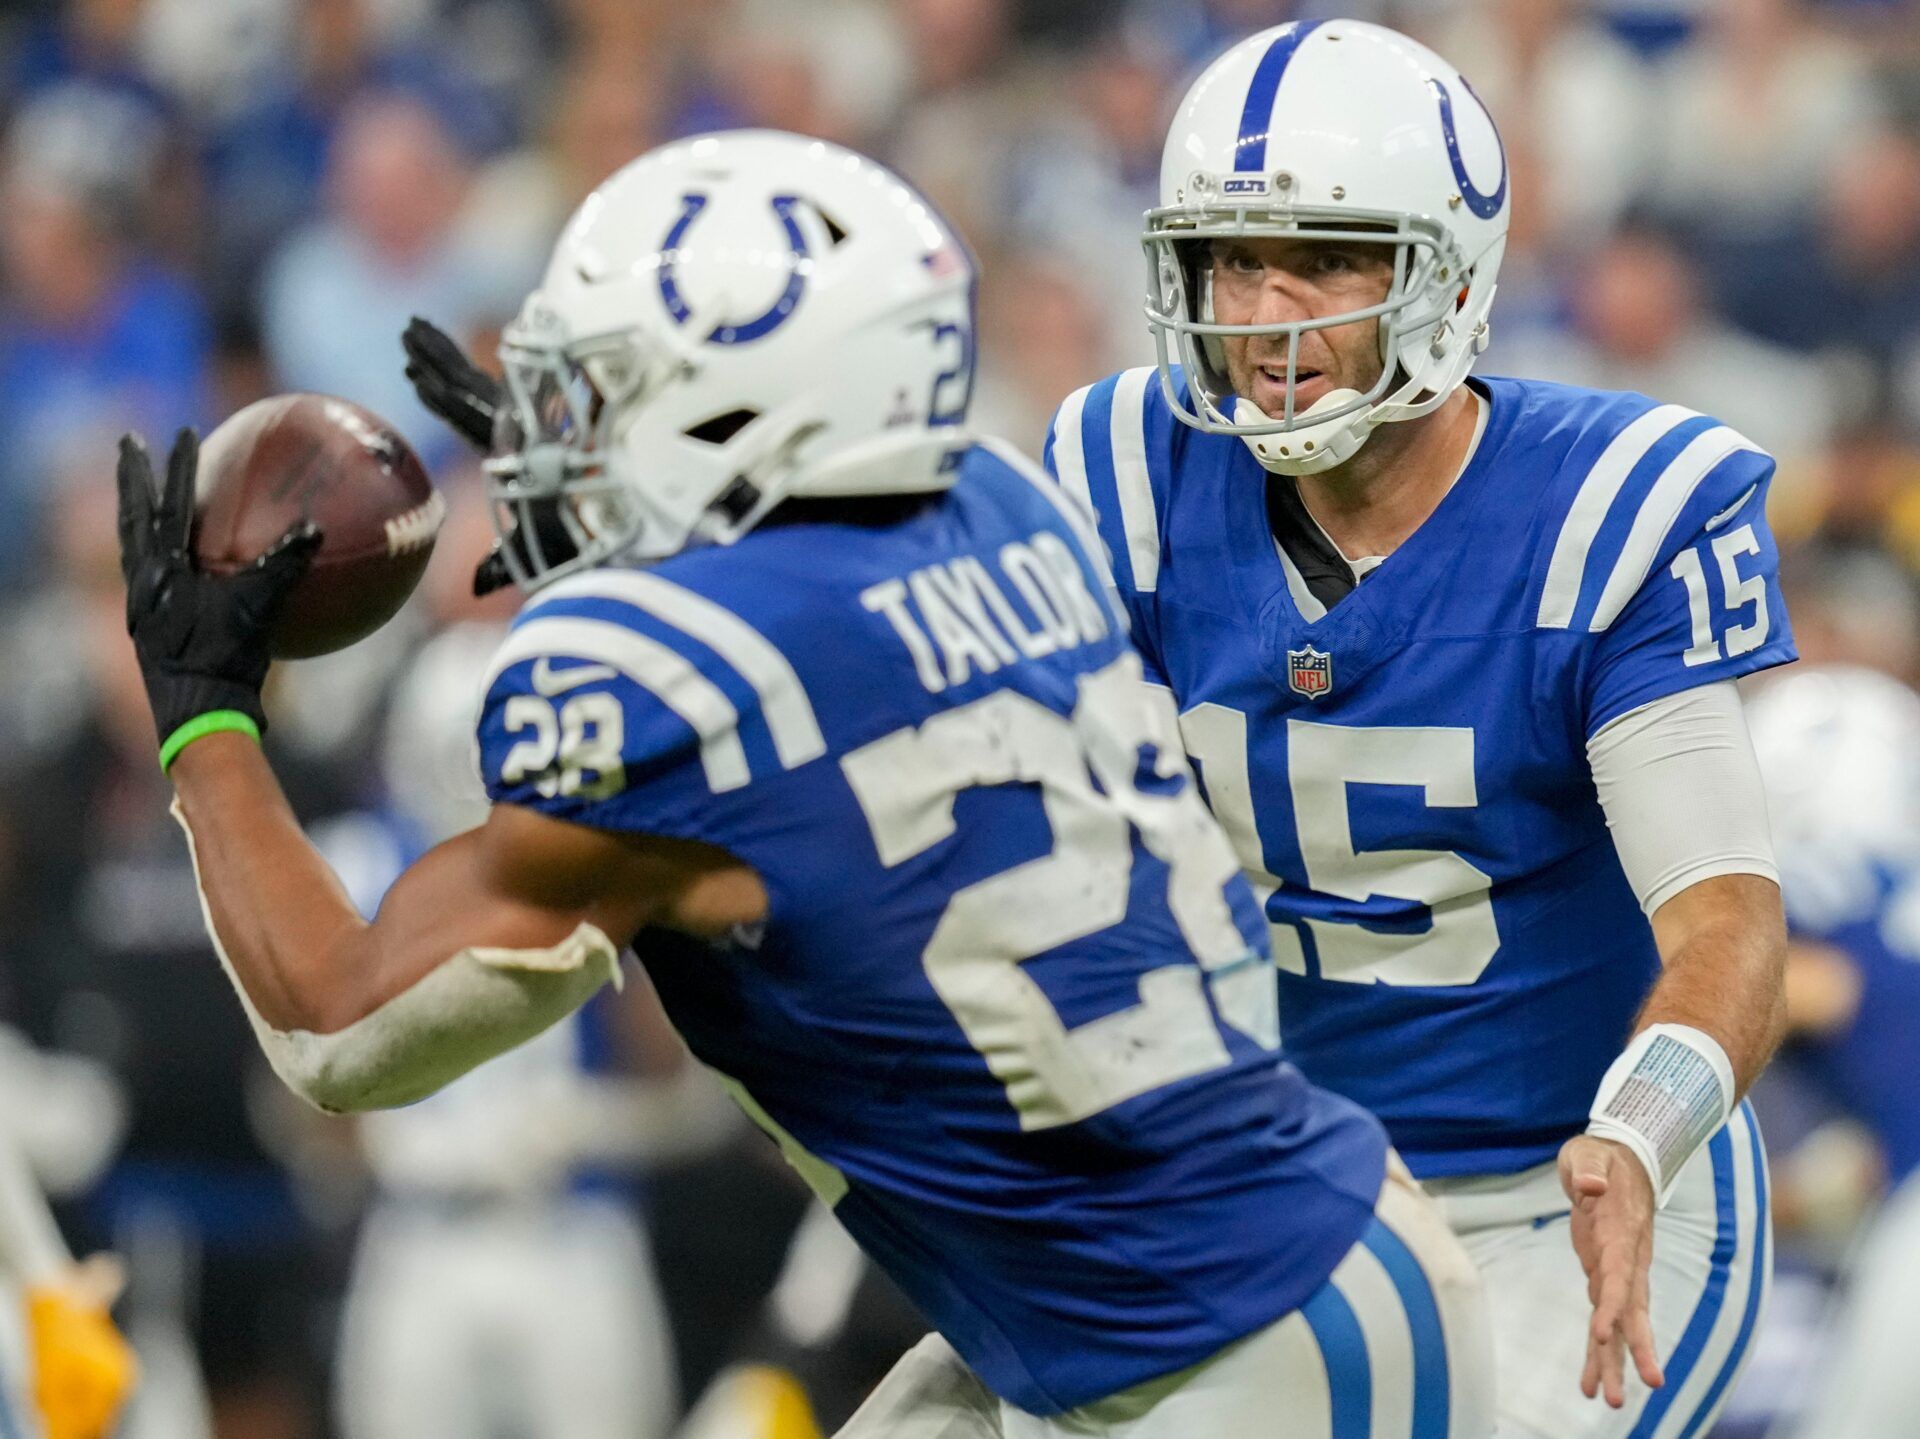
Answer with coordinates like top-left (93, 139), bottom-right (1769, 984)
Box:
top-left (1207, 237), bottom-right (1395, 418)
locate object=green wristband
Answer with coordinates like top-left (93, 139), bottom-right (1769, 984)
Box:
top-left (159, 710), bottom-right (261, 772)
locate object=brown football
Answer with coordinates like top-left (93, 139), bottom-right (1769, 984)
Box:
top-left (193, 394), bottom-right (444, 658)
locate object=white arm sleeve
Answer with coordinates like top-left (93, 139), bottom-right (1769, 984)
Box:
top-left (173, 801), bottom-right (623, 1115)
top-left (1586, 680), bottom-right (1778, 917)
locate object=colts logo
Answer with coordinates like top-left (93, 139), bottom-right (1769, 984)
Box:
top-left (1429, 77), bottom-right (1507, 221)
top-left (1287, 645), bottom-right (1333, 700)
top-left (658, 192), bottom-right (811, 345)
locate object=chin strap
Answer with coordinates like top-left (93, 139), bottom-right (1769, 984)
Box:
top-left (1238, 391), bottom-right (1376, 476)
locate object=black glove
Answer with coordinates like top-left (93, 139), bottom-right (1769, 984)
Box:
top-left (115, 430), bottom-right (322, 767)
top-left (399, 316), bottom-right (558, 596)
top-left (402, 315), bottom-right (502, 452)
top-left (471, 495), bottom-right (581, 597)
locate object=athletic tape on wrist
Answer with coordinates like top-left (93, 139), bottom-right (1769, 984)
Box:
top-left (1587, 1023), bottom-right (1734, 1207)
top-left (159, 710), bottom-right (261, 772)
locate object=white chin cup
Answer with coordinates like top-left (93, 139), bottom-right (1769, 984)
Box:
top-left (1237, 390), bottom-right (1377, 476)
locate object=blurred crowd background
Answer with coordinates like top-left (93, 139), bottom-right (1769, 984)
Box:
top-left (0, 0), bottom-right (1916, 1436)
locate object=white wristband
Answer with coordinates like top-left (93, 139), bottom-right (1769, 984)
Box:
top-left (1586, 1024), bottom-right (1734, 1208)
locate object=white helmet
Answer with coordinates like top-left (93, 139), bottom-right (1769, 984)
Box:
top-left (488, 129), bottom-right (976, 588)
top-left (1145, 20), bottom-right (1509, 476)
top-left (1747, 665), bottom-right (1920, 926)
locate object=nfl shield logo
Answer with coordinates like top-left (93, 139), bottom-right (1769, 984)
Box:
top-left (1288, 645), bottom-right (1333, 700)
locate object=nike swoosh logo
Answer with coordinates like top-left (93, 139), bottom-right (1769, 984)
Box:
top-left (1705, 483), bottom-right (1759, 532)
top-left (531, 657), bottom-right (618, 696)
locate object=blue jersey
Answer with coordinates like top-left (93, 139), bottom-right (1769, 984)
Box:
top-left (1778, 847), bottom-right (1920, 1185)
top-left (1048, 370), bottom-right (1796, 1178)
top-left (474, 442), bottom-right (1385, 1414)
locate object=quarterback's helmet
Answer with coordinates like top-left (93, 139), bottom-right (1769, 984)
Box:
top-left (488, 130), bottom-right (976, 587)
top-left (1145, 20), bottom-right (1509, 475)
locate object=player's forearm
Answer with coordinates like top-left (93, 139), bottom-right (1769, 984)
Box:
top-left (169, 732), bottom-right (372, 1032)
top-left (170, 736), bottom-right (633, 1114)
top-left (1641, 872), bottom-right (1789, 1097)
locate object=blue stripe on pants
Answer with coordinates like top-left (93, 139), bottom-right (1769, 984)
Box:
top-left (1675, 1110), bottom-right (1770, 1439)
top-left (1626, 1108), bottom-right (1743, 1439)
top-left (1301, 1277), bottom-right (1371, 1439)
top-left (1362, 1217), bottom-right (1451, 1439)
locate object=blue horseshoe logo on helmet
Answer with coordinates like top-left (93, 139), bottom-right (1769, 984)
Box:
top-left (657, 192), bottom-right (811, 345)
top-left (1430, 77), bottom-right (1507, 221)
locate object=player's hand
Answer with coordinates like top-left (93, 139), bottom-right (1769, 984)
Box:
top-left (116, 429), bottom-right (322, 756)
top-left (399, 316), bottom-right (549, 596)
top-left (27, 1255), bottom-right (139, 1439)
top-left (1559, 1133), bottom-right (1663, 1408)
top-left (402, 315), bottom-right (501, 451)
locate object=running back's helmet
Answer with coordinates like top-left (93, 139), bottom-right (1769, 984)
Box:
top-left (1145, 20), bottom-right (1509, 475)
top-left (488, 129), bottom-right (976, 589)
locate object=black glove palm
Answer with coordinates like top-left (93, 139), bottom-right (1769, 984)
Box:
top-left (116, 430), bottom-right (322, 760)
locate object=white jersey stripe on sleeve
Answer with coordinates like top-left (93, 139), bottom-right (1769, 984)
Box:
top-left (1588, 426), bottom-right (1762, 632)
top-left (1108, 367), bottom-right (1161, 594)
top-left (1535, 404), bottom-right (1702, 630)
top-left (1049, 385), bottom-right (1095, 515)
top-left (486, 615), bottom-right (751, 793)
top-left (542, 571), bottom-right (827, 770)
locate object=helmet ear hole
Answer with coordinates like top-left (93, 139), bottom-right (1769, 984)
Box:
top-left (683, 408), bottom-right (762, 445)
top-left (817, 209), bottom-right (851, 247)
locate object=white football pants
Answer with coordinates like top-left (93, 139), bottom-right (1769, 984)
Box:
top-left (1779, 1166), bottom-right (1920, 1439)
top-left (835, 1158), bottom-right (1495, 1439)
top-left (335, 1193), bottom-right (677, 1439)
top-left (1424, 1101), bottom-right (1771, 1439)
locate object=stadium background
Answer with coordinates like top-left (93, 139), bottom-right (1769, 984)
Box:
top-left (0, 0), bottom-right (1915, 1435)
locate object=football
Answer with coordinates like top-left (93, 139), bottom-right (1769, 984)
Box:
top-left (193, 394), bottom-right (445, 658)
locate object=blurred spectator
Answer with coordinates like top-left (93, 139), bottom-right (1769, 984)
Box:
top-left (1001, 34), bottom-right (1172, 367)
top-left (456, 54), bottom-right (668, 313)
top-left (885, 0), bottom-right (1034, 240)
top-left (260, 90), bottom-right (488, 466)
top-left (1744, 665), bottom-right (1920, 1438)
top-left (972, 251), bottom-right (1111, 449)
top-left (1777, 543), bottom-right (1920, 679)
top-left (730, 0), bottom-right (914, 142)
top-left (1496, 222), bottom-right (1838, 467)
top-left (194, 0), bottom-right (525, 321)
top-left (1423, 0), bottom-right (1650, 250)
top-left (1711, 124), bottom-right (1920, 430)
top-left (0, 471), bottom-right (335, 1439)
top-left (319, 598), bottom-right (722, 1439)
top-left (1778, 410), bottom-right (1920, 570)
top-left (1128, 0), bottom-right (1376, 71)
top-left (1474, 137), bottom-right (1578, 369)
top-left (0, 84), bottom-right (209, 589)
top-left (1648, 0), bottom-right (1885, 236)
top-left (2, 0), bottom-right (170, 112)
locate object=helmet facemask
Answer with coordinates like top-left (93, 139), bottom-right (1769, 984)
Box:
top-left (1144, 202), bottom-right (1481, 474)
top-left (485, 319), bottom-right (667, 591)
